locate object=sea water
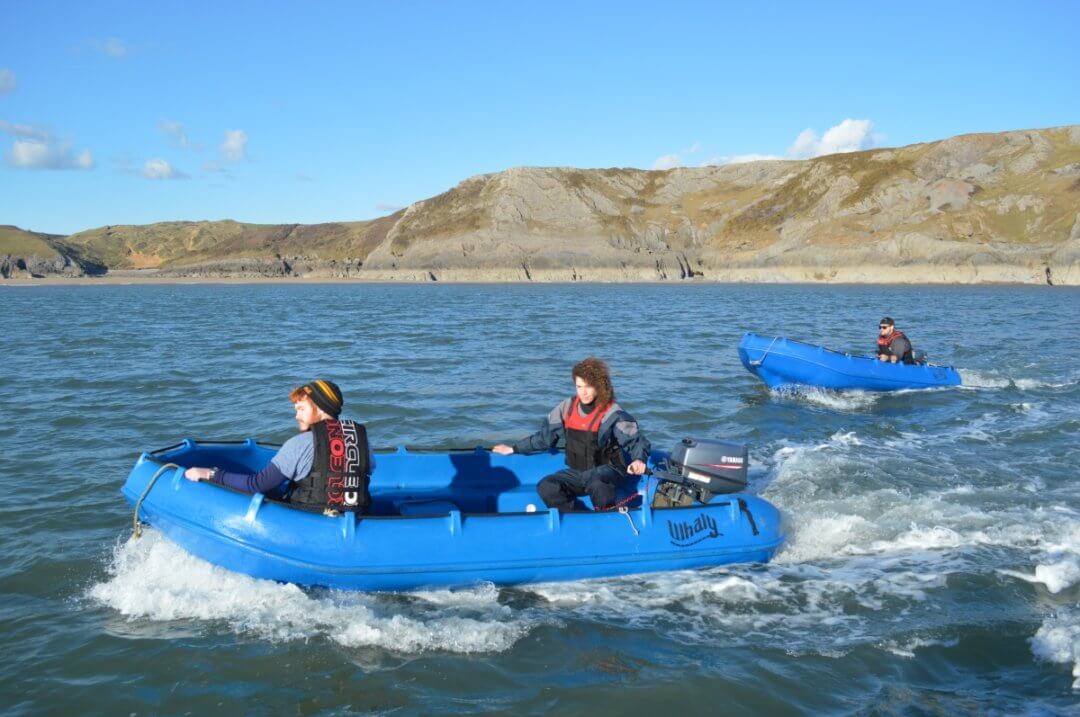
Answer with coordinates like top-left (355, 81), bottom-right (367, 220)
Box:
top-left (1, 283), bottom-right (1077, 714)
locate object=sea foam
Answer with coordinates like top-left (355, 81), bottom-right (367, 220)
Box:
top-left (1032, 609), bottom-right (1080, 689)
top-left (88, 530), bottom-right (539, 654)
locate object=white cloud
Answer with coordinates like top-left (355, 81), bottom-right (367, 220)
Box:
top-left (727, 153), bottom-right (782, 164)
top-left (704, 153), bottom-right (783, 166)
top-left (0, 69), bottom-right (14, 94)
top-left (0, 120), bottom-right (52, 141)
top-left (99, 38), bottom-right (128, 58)
top-left (786, 119), bottom-right (878, 159)
top-left (652, 153), bottom-right (682, 170)
top-left (6, 139), bottom-right (94, 170)
top-left (787, 129), bottom-right (819, 159)
top-left (659, 119), bottom-right (880, 170)
top-left (142, 158), bottom-right (187, 179)
top-left (651, 142), bottom-right (702, 170)
top-left (221, 129), bottom-right (247, 161)
top-left (375, 202), bottom-right (404, 212)
top-left (159, 119), bottom-right (188, 148)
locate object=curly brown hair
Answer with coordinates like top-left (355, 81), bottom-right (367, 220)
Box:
top-left (572, 357), bottom-right (615, 407)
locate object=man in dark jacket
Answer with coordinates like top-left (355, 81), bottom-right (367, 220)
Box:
top-left (492, 357), bottom-right (650, 513)
top-left (184, 379), bottom-right (374, 515)
top-left (877, 317), bottom-right (914, 364)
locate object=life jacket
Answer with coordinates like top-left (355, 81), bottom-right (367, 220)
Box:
top-left (288, 419), bottom-right (371, 513)
top-left (562, 397), bottom-right (626, 472)
top-left (877, 329), bottom-right (914, 364)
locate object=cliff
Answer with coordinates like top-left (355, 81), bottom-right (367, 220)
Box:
top-left (0, 226), bottom-right (104, 278)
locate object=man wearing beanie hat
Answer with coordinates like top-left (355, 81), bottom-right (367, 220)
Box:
top-left (184, 380), bottom-right (375, 515)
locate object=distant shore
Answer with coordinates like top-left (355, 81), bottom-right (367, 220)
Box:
top-left (1, 264), bottom-right (1071, 286)
top-left (5, 124), bottom-right (1078, 289)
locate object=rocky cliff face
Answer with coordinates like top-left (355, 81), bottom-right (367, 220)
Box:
top-left (0, 253), bottom-right (85, 279)
top-left (0, 225), bottom-right (104, 278)
top-left (358, 125), bottom-right (1080, 283)
top-left (6, 124), bottom-right (1079, 283)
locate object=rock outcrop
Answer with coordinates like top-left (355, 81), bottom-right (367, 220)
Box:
top-left (0, 226), bottom-right (105, 278)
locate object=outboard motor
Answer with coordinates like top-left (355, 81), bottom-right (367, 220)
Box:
top-left (653, 438), bottom-right (748, 505)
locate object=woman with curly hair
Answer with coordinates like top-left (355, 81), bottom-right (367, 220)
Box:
top-left (493, 357), bottom-right (651, 512)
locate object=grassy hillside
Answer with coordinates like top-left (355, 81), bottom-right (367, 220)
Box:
top-left (0, 226), bottom-right (64, 258)
top-left (64, 214), bottom-right (402, 270)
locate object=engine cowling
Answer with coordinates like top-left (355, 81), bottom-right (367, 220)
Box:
top-left (656, 437), bottom-right (748, 503)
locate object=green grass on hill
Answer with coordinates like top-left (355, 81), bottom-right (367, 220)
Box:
top-left (0, 226), bottom-right (62, 258)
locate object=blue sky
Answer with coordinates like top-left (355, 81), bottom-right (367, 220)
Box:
top-left (1, 1), bottom-right (1077, 235)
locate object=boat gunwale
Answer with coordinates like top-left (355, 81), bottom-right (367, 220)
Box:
top-left (122, 470), bottom-right (771, 524)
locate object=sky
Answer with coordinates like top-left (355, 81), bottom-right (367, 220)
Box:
top-left (1, 0), bottom-right (1078, 235)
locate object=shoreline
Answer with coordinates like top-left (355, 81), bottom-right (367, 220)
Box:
top-left (0, 273), bottom-right (1062, 287)
top-left (1, 266), bottom-right (1071, 287)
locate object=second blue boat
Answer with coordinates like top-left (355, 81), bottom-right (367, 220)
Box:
top-left (738, 332), bottom-right (962, 391)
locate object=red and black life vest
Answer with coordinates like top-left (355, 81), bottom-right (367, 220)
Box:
top-left (562, 397), bottom-right (625, 472)
top-left (877, 329), bottom-right (914, 363)
top-left (288, 419), bottom-right (371, 513)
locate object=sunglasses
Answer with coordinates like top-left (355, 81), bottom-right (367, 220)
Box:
top-left (879, 325), bottom-right (890, 329)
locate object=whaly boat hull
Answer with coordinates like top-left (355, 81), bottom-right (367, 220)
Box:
top-left (121, 439), bottom-right (785, 591)
top-left (738, 332), bottom-right (962, 391)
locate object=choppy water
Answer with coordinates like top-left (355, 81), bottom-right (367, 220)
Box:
top-left (1, 283), bottom-right (1078, 715)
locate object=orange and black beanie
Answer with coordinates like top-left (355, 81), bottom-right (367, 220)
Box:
top-left (304, 379), bottom-right (343, 417)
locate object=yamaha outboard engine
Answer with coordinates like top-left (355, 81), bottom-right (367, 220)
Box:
top-left (654, 438), bottom-right (748, 505)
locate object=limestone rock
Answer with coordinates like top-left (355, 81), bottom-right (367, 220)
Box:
top-left (927, 180), bottom-right (975, 211)
top-left (0, 254), bottom-right (85, 278)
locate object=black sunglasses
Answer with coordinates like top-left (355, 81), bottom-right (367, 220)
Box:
top-left (879, 325), bottom-right (889, 329)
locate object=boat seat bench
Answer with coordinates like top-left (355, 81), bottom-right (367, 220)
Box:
top-left (390, 483), bottom-right (640, 516)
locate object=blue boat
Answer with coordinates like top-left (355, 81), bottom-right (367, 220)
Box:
top-left (738, 332), bottom-right (962, 391)
top-left (121, 439), bottom-right (785, 591)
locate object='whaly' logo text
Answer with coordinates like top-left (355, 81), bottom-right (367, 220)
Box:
top-left (667, 513), bottom-right (721, 547)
